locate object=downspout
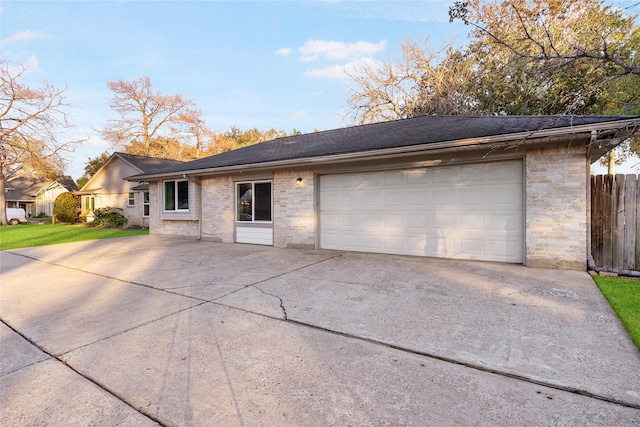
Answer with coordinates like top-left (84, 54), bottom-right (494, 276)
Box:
top-left (197, 176), bottom-right (203, 241)
top-left (586, 130), bottom-right (596, 270)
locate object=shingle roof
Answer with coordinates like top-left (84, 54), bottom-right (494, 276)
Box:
top-left (130, 115), bottom-right (640, 179)
top-left (116, 152), bottom-right (184, 173)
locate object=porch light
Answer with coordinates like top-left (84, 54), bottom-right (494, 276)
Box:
top-left (296, 177), bottom-right (303, 185)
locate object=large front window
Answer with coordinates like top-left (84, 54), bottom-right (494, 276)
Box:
top-left (84, 196), bottom-right (95, 211)
top-left (237, 181), bottom-right (272, 222)
top-left (164, 180), bottom-right (189, 211)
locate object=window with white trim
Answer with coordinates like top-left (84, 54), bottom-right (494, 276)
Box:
top-left (236, 181), bottom-right (272, 222)
top-left (128, 192), bottom-right (135, 206)
top-left (164, 180), bottom-right (189, 211)
top-left (143, 191), bottom-right (150, 217)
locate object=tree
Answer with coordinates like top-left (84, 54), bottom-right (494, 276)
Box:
top-left (449, 0), bottom-right (640, 170)
top-left (0, 60), bottom-right (83, 226)
top-left (77, 151), bottom-right (110, 188)
top-left (344, 38), bottom-right (480, 125)
top-left (101, 76), bottom-right (203, 160)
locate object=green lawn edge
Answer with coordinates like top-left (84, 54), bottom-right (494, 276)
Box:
top-left (0, 223), bottom-right (148, 251)
top-left (592, 275), bottom-right (640, 351)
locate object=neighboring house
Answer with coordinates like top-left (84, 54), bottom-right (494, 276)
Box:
top-left (128, 115), bottom-right (640, 270)
top-left (5, 175), bottom-right (76, 217)
top-left (35, 176), bottom-right (78, 216)
top-left (76, 152), bottom-right (183, 227)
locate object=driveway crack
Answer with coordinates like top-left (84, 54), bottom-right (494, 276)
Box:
top-left (252, 285), bottom-right (288, 320)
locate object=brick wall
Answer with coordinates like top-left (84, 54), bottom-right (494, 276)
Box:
top-left (200, 176), bottom-right (235, 242)
top-left (273, 170), bottom-right (315, 249)
top-left (148, 182), bottom-right (199, 237)
top-left (525, 145), bottom-right (588, 270)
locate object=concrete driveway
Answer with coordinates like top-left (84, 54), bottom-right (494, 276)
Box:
top-left (1, 235), bottom-right (639, 426)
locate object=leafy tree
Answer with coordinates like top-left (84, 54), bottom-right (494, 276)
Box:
top-left (0, 60), bottom-right (83, 225)
top-left (101, 76), bottom-right (204, 160)
top-left (449, 0), bottom-right (640, 171)
top-left (77, 151), bottom-right (111, 187)
top-left (53, 192), bottom-right (78, 223)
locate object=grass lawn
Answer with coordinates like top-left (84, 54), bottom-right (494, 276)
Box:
top-left (592, 275), bottom-right (640, 351)
top-left (0, 223), bottom-right (148, 251)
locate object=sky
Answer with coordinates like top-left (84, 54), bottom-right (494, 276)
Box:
top-left (1, 0), bottom-right (639, 179)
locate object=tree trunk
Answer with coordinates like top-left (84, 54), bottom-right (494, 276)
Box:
top-left (608, 150), bottom-right (616, 175)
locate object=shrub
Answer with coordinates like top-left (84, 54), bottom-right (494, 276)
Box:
top-left (53, 192), bottom-right (79, 223)
top-left (92, 207), bottom-right (127, 228)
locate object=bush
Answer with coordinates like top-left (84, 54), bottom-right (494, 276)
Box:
top-left (53, 192), bottom-right (79, 223)
top-left (92, 207), bottom-right (127, 228)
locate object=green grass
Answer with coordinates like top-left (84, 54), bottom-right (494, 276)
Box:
top-left (0, 223), bottom-right (148, 251)
top-left (592, 275), bottom-right (640, 351)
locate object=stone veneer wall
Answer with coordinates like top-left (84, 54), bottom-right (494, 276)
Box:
top-left (273, 170), bottom-right (316, 249)
top-left (525, 144), bottom-right (588, 270)
top-left (200, 176), bottom-right (235, 242)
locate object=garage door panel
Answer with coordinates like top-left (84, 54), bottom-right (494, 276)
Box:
top-left (320, 161), bottom-right (523, 263)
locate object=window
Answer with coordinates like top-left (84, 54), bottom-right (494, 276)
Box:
top-left (237, 181), bottom-right (272, 222)
top-left (128, 192), bottom-right (135, 206)
top-left (164, 180), bottom-right (189, 211)
top-left (143, 191), bottom-right (150, 217)
top-left (84, 196), bottom-right (95, 211)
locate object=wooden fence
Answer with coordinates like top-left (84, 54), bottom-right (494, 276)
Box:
top-left (591, 174), bottom-right (640, 270)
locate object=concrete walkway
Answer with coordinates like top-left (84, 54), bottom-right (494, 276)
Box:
top-left (1, 236), bottom-right (639, 426)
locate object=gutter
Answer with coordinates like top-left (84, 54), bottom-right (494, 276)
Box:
top-left (127, 118), bottom-right (640, 181)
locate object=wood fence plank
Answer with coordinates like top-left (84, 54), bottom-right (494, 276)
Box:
top-left (624, 174), bottom-right (637, 269)
top-left (613, 174), bottom-right (626, 269)
top-left (635, 176), bottom-right (640, 270)
top-left (602, 174), bottom-right (613, 268)
top-left (592, 175), bottom-right (603, 266)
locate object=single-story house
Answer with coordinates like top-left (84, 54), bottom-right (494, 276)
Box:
top-left (5, 174), bottom-right (77, 217)
top-left (127, 115), bottom-right (640, 270)
top-left (76, 152), bottom-right (183, 227)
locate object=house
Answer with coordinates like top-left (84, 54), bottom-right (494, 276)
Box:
top-left (76, 152), bottom-right (183, 227)
top-left (5, 174), bottom-right (77, 217)
top-left (35, 176), bottom-right (78, 217)
top-left (127, 115), bottom-right (640, 270)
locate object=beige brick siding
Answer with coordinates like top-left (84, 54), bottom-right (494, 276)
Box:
top-left (200, 176), bottom-right (235, 243)
top-left (149, 182), bottom-right (199, 237)
top-left (273, 170), bottom-right (315, 249)
top-left (525, 145), bottom-right (588, 270)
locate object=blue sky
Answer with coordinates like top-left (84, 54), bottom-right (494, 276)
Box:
top-left (1, 0), bottom-right (638, 178)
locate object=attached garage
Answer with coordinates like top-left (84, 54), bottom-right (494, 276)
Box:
top-left (320, 160), bottom-right (523, 263)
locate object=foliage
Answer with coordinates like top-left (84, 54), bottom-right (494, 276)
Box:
top-left (0, 223), bottom-right (148, 251)
top-left (91, 207), bottom-right (127, 228)
top-left (346, 0), bottom-right (640, 135)
top-left (447, 0), bottom-right (640, 170)
top-left (101, 76), bottom-right (203, 160)
top-left (0, 59), bottom-right (84, 225)
top-left (344, 38), bottom-right (481, 124)
top-left (592, 275), bottom-right (640, 350)
top-left (53, 192), bottom-right (79, 223)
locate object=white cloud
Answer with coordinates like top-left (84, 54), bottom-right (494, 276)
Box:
top-left (305, 57), bottom-right (379, 79)
top-left (2, 29), bottom-right (49, 45)
top-left (275, 47), bottom-right (293, 56)
top-left (299, 39), bottom-right (387, 62)
top-left (290, 110), bottom-right (306, 119)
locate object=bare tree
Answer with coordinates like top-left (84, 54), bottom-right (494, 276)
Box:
top-left (343, 38), bottom-right (480, 125)
top-left (0, 60), bottom-right (83, 225)
top-left (101, 76), bottom-right (202, 159)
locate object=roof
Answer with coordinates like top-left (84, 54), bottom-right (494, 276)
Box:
top-left (129, 115), bottom-right (640, 180)
top-left (115, 152), bottom-right (184, 173)
top-left (5, 175), bottom-right (77, 201)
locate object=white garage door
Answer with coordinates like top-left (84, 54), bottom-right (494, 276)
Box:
top-left (320, 161), bottom-right (523, 263)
